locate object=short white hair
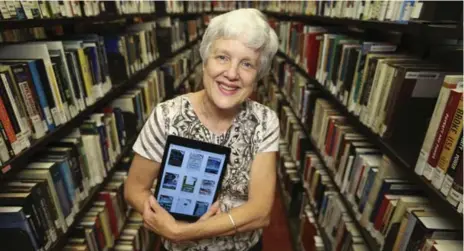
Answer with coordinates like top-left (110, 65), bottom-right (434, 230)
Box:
top-left (199, 8), bottom-right (279, 80)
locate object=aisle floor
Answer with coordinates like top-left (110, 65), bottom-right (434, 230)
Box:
top-left (263, 186), bottom-right (294, 251)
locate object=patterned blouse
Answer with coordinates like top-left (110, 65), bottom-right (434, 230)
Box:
top-left (132, 94), bottom-right (280, 251)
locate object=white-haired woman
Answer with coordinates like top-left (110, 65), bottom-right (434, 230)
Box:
top-left (124, 8), bottom-right (280, 251)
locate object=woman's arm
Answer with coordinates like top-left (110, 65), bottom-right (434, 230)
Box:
top-left (171, 151), bottom-right (277, 241)
top-left (124, 154), bottom-right (161, 214)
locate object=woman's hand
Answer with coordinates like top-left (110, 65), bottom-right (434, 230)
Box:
top-left (142, 196), bottom-right (180, 241)
top-left (198, 201), bottom-right (222, 221)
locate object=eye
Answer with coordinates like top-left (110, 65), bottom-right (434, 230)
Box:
top-left (216, 55), bottom-right (228, 62)
top-left (242, 61), bottom-right (254, 69)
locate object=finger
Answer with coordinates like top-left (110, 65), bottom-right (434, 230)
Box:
top-left (143, 197), bottom-right (153, 216)
top-left (199, 202), bottom-right (220, 221)
top-left (149, 196), bottom-right (160, 211)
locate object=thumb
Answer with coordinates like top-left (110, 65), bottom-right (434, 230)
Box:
top-left (149, 196), bottom-right (161, 212)
top-left (199, 201), bottom-right (220, 221)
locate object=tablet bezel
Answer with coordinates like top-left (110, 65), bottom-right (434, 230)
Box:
top-left (154, 135), bottom-right (231, 222)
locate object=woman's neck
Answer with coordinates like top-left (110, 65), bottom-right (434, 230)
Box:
top-left (199, 90), bottom-right (239, 122)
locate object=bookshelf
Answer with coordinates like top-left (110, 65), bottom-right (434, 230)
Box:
top-left (276, 82), bottom-right (380, 251)
top-left (0, 37), bottom-right (200, 181)
top-left (48, 53), bottom-right (202, 251)
top-left (264, 11), bottom-right (463, 39)
top-left (0, 13), bottom-right (160, 29)
top-left (49, 134), bottom-right (136, 251)
top-left (275, 50), bottom-right (463, 222)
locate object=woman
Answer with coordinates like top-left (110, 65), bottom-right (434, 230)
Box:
top-left (124, 8), bottom-right (279, 251)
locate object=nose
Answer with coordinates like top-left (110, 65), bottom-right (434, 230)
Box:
top-left (224, 63), bottom-right (239, 80)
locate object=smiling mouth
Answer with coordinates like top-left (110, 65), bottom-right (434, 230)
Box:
top-left (217, 81), bottom-right (240, 95)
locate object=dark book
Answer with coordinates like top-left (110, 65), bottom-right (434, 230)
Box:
top-left (0, 193), bottom-right (47, 249)
top-left (405, 214), bottom-right (460, 251)
top-left (50, 53), bottom-right (76, 114)
top-left (0, 207), bottom-right (40, 251)
top-left (1, 181), bottom-right (57, 241)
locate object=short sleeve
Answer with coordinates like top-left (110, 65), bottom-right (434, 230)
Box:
top-left (132, 104), bottom-right (167, 163)
top-left (258, 110), bottom-right (280, 153)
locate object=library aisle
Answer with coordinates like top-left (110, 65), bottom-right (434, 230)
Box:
top-left (263, 187), bottom-right (293, 251)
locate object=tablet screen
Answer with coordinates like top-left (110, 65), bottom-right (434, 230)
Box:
top-left (156, 143), bottom-right (227, 218)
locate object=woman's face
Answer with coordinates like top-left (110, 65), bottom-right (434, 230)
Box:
top-left (203, 38), bottom-right (260, 111)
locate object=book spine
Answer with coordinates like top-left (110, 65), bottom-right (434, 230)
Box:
top-left (21, 64), bottom-right (48, 133)
top-left (0, 71), bottom-right (30, 152)
top-left (424, 90), bottom-right (461, 180)
top-left (440, 133), bottom-right (463, 196)
top-left (447, 156), bottom-right (463, 208)
top-left (28, 61), bottom-right (54, 131)
top-left (34, 60), bottom-right (60, 126)
top-left (51, 63), bottom-right (72, 121)
top-left (77, 48), bottom-right (95, 105)
top-left (0, 95), bottom-right (16, 158)
top-left (36, 181), bottom-right (61, 237)
top-left (50, 164), bottom-right (73, 226)
top-left (432, 96), bottom-right (464, 189)
top-left (11, 64), bottom-right (46, 140)
top-left (0, 121), bottom-right (13, 162)
top-left (45, 62), bottom-right (68, 124)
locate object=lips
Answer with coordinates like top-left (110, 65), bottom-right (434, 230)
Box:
top-left (217, 81), bottom-right (240, 96)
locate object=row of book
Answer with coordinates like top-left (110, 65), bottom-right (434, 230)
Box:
top-left (1, 26), bottom-right (48, 43)
top-left (272, 52), bottom-right (464, 210)
top-left (0, 1), bottom-right (157, 21)
top-left (156, 17), bottom-right (204, 57)
top-left (265, 73), bottom-right (464, 251)
top-left (0, 64), bottom-right (163, 250)
top-left (0, 31), bottom-right (146, 163)
top-left (303, 150), bottom-right (462, 251)
top-left (62, 170), bottom-right (129, 251)
top-left (176, 63), bottom-right (204, 97)
top-left (271, 22), bottom-right (462, 144)
top-left (415, 76), bottom-right (463, 202)
top-left (304, 96), bottom-right (462, 249)
top-left (260, 1), bottom-right (462, 23)
top-left (0, 21), bottom-right (203, 164)
top-left (186, 2), bottom-right (212, 14)
top-left (160, 45), bottom-right (201, 98)
top-left (62, 169), bottom-right (155, 251)
top-left (276, 101), bottom-right (370, 251)
top-left (0, 38), bottom-right (114, 162)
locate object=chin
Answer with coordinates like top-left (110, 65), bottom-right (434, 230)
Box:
top-left (211, 95), bottom-right (242, 110)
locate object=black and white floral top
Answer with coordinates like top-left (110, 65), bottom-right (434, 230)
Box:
top-left (133, 95), bottom-right (280, 251)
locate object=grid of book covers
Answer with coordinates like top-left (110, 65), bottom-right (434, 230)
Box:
top-left (157, 144), bottom-right (226, 217)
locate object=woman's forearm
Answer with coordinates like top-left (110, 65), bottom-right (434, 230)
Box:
top-left (124, 185), bottom-right (152, 214)
top-left (175, 201), bottom-right (270, 241)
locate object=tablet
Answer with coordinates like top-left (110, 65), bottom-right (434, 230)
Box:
top-left (154, 135), bottom-right (231, 222)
